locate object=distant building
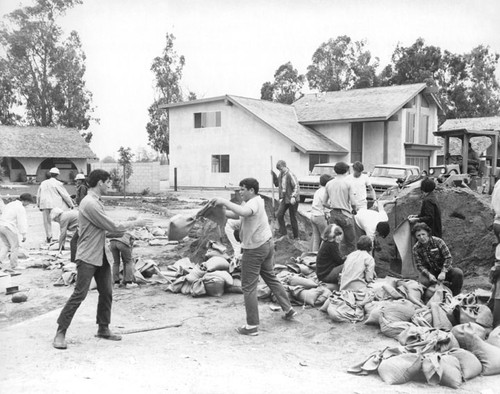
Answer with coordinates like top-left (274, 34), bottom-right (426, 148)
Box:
top-left (162, 83), bottom-right (442, 188)
top-left (0, 126), bottom-right (97, 183)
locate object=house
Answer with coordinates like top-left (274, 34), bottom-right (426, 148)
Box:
top-left (0, 126), bottom-right (97, 183)
top-left (162, 83), bottom-right (442, 188)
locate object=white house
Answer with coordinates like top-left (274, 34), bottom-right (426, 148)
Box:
top-left (163, 83), bottom-right (442, 188)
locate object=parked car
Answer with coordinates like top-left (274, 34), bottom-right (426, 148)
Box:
top-left (369, 164), bottom-right (421, 197)
top-left (297, 162), bottom-right (352, 202)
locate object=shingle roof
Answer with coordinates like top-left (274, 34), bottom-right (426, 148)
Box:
top-left (228, 95), bottom-right (347, 154)
top-left (0, 126), bottom-right (97, 159)
top-left (439, 117), bottom-right (500, 132)
top-left (293, 83), bottom-right (429, 123)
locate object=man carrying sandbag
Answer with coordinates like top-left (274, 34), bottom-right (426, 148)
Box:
top-left (211, 177), bottom-right (297, 336)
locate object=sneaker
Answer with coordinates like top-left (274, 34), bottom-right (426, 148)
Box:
top-left (282, 308), bottom-right (298, 321)
top-left (236, 325), bottom-right (258, 336)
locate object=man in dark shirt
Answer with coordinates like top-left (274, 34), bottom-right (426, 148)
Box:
top-left (408, 177), bottom-right (442, 238)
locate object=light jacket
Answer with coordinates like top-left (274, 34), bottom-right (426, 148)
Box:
top-left (37, 178), bottom-right (74, 210)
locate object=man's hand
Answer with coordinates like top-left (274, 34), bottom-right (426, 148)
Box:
top-left (408, 215), bottom-right (418, 224)
top-left (290, 197), bottom-right (296, 205)
top-left (428, 273), bottom-right (438, 284)
top-left (437, 272), bottom-right (446, 282)
top-left (210, 197), bottom-right (227, 206)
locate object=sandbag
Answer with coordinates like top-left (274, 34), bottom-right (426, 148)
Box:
top-left (191, 278), bottom-right (206, 297)
top-left (451, 322), bottom-right (487, 349)
top-left (168, 214), bottom-right (196, 241)
top-left (439, 354), bottom-right (463, 389)
top-left (379, 312), bottom-right (415, 339)
top-left (378, 353), bottom-right (422, 385)
top-left (205, 270), bottom-right (233, 286)
top-left (327, 296), bottom-right (364, 323)
top-left (202, 256), bottom-right (230, 272)
top-left (396, 279), bottom-right (424, 306)
top-left (184, 265), bottom-right (206, 283)
top-left (180, 280), bottom-right (192, 295)
top-left (460, 304), bottom-right (494, 328)
top-left (203, 277), bottom-right (225, 297)
top-left (487, 326), bottom-right (500, 348)
top-left (364, 301), bottom-right (390, 326)
top-left (287, 275), bottom-right (318, 289)
top-left (425, 283), bottom-right (453, 305)
top-left (380, 299), bottom-right (417, 323)
top-left (447, 348), bottom-right (482, 380)
top-left (411, 307), bottom-right (433, 328)
top-left (429, 302), bottom-right (453, 331)
top-left (315, 287), bottom-right (332, 306)
top-left (257, 284), bottom-right (271, 300)
top-left (466, 333), bottom-right (500, 376)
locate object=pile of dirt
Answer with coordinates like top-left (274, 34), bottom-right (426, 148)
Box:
top-left (376, 184), bottom-right (495, 287)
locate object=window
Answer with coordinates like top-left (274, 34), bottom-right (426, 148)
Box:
top-left (405, 112), bottom-right (415, 143)
top-left (418, 115), bottom-right (429, 144)
top-left (211, 155), bottom-right (229, 173)
top-left (308, 154), bottom-right (329, 172)
top-left (351, 122), bottom-right (363, 163)
top-left (194, 111), bottom-right (221, 128)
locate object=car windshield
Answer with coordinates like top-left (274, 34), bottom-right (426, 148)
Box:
top-left (371, 167), bottom-right (407, 179)
top-left (311, 166), bottom-right (336, 176)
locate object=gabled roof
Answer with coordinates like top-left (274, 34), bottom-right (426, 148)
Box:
top-left (0, 126), bottom-right (97, 159)
top-left (226, 95), bottom-right (347, 154)
top-left (293, 83), bottom-right (438, 124)
top-left (439, 117), bottom-right (500, 132)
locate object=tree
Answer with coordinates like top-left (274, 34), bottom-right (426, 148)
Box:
top-left (114, 146), bottom-right (133, 196)
top-left (0, 59), bottom-right (21, 125)
top-left (380, 38), bottom-right (500, 119)
top-left (0, 0), bottom-right (96, 141)
top-left (306, 35), bottom-right (379, 92)
top-left (260, 62), bottom-right (304, 104)
top-left (146, 33), bottom-right (194, 156)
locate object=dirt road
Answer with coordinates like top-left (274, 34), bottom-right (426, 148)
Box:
top-left (0, 191), bottom-right (498, 393)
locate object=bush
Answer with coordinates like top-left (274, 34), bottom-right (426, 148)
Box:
top-left (141, 188), bottom-right (150, 196)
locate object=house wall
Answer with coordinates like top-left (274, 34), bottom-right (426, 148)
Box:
top-left (6, 157), bottom-right (88, 183)
top-left (90, 162), bottom-right (161, 193)
top-left (169, 101), bottom-right (309, 188)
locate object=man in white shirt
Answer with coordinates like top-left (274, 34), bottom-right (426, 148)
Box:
top-left (347, 161), bottom-right (376, 210)
top-left (354, 199), bottom-right (393, 241)
top-left (0, 193), bottom-right (35, 271)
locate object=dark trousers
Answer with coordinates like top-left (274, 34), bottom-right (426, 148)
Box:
top-left (109, 240), bottom-right (134, 284)
top-left (329, 210), bottom-right (356, 255)
top-left (419, 267), bottom-right (464, 296)
top-left (57, 257), bottom-right (113, 330)
top-left (70, 231), bottom-right (79, 262)
top-left (277, 200), bottom-right (298, 238)
top-left (321, 264), bottom-right (344, 284)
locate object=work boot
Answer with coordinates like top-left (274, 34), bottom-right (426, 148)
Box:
top-left (96, 324), bottom-right (122, 341)
top-left (53, 327), bottom-right (67, 350)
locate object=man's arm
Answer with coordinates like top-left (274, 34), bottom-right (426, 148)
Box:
top-left (84, 199), bottom-right (151, 232)
top-left (211, 198), bottom-right (253, 217)
top-left (290, 172), bottom-right (299, 201)
top-left (436, 238), bottom-right (453, 275)
top-left (367, 183), bottom-right (377, 203)
top-left (58, 217), bottom-right (69, 250)
top-left (56, 183), bottom-right (74, 209)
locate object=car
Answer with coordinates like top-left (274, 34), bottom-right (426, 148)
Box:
top-left (297, 162), bottom-right (352, 202)
top-left (368, 164), bottom-right (421, 197)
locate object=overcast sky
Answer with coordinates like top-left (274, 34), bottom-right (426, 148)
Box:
top-left (1, 0), bottom-right (500, 159)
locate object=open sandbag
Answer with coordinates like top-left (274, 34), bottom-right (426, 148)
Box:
top-left (184, 265), bottom-right (206, 283)
top-left (202, 256), bottom-right (230, 272)
top-left (425, 283), bottom-right (453, 305)
top-left (429, 302), bottom-right (453, 331)
top-left (447, 348), bottom-right (483, 380)
top-left (465, 333), bottom-right (500, 376)
top-left (460, 304), bottom-right (494, 328)
top-left (168, 214), bottom-right (196, 241)
top-left (411, 307), bottom-right (433, 328)
top-left (396, 279), bottom-right (424, 307)
top-left (451, 322), bottom-right (487, 348)
top-left (487, 326), bottom-right (500, 348)
top-left (377, 353), bottom-right (422, 385)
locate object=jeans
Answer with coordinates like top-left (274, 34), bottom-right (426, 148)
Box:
top-left (109, 240), bottom-right (134, 283)
top-left (329, 210), bottom-right (356, 255)
top-left (322, 264), bottom-right (344, 284)
top-left (0, 225), bottom-right (19, 269)
top-left (241, 239), bottom-right (292, 326)
top-left (310, 215), bottom-right (327, 252)
top-left (57, 257), bottom-right (113, 330)
top-left (70, 231), bottom-right (79, 262)
top-left (277, 200), bottom-right (298, 238)
top-left (419, 267), bottom-right (464, 296)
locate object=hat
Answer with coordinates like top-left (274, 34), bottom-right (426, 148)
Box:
top-left (19, 193), bottom-right (35, 203)
top-left (49, 167), bottom-right (60, 175)
top-left (51, 207), bottom-right (64, 220)
top-left (75, 173), bottom-right (85, 180)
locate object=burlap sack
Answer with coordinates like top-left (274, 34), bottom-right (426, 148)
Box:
top-left (465, 333), bottom-right (500, 376)
top-left (378, 353), bottom-right (423, 385)
top-left (168, 214), bottom-right (196, 241)
top-left (202, 256), bottom-right (230, 272)
top-left (451, 322), bottom-right (487, 349)
top-left (203, 277), bottom-right (225, 297)
top-left (487, 326), bottom-right (500, 348)
top-left (447, 348), bottom-right (482, 380)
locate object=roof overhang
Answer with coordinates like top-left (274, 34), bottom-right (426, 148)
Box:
top-left (159, 95), bottom-right (229, 109)
top-left (434, 128), bottom-right (499, 138)
top-left (404, 143), bottom-right (442, 151)
top-left (299, 116), bottom-right (388, 125)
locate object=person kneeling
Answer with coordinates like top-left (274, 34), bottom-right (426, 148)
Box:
top-left (412, 222), bottom-right (463, 296)
top-left (316, 224), bottom-right (345, 284)
top-left (340, 235), bottom-right (376, 291)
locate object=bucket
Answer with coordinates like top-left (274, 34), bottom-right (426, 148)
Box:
top-left (0, 273), bottom-right (12, 292)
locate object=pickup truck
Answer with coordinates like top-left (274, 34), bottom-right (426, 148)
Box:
top-left (297, 163), bottom-right (347, 202)
top-left (369, 164), bottom-right (421, 197)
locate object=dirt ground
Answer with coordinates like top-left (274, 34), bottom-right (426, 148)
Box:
top-left (0, 188), bottom-right (499, 394)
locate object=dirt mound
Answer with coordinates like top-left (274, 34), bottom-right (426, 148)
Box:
top-left (376, 184), bottom-right (495, 285)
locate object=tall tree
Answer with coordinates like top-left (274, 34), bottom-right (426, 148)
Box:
top-left (0, 0), bottom-right (96, 140)
top-left (146, 33), bottom-right (195, 156)
top-left (260, 61), bottom-right (304, 104)
top-left (0, 58), bottom-right (21, 125)
top-left (306, 35), bottom-right (379, 92)
top-left (380, 38), bottom-right (500, 119)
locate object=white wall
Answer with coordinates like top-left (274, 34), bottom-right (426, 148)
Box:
top-left (169, 100), bottom-right (310, 188)
top-left (91, 162), bottom-right (161, 193)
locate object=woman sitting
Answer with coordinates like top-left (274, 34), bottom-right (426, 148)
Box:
top-left (340, 235), bottom-right (376, 291)
top-left (412, 222), bottom-right (463, 296)
top-left (315, 224), bottom-right (345, 284)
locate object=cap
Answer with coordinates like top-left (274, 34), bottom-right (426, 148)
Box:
top-left (50, 207), bottom-right (64, 220)
top-left (19, 193), bottom-right (35, 203)
top-left (49, 167), bottom-right (60, 175)
top-left (75, 173), bottom-right (85, 180)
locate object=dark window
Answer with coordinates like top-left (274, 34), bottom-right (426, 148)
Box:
top-left (351, 122), bottom-right (363, 163)
top-left (406, 112), bottom-right (415, 143)
top-left (309, 154), bottom-right (329, 172)
top-left (212, 155), bottom-right (230, 173)
top-left (194, 111), bottom-right (222, 128)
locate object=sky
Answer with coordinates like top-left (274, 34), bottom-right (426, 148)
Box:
top-left (1, 0), bottom-right (500, 160)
